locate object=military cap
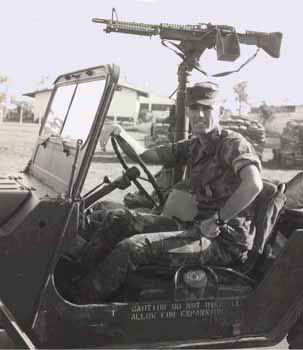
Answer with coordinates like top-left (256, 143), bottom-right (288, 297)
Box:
top-left (185, 82), bottom-right (219, 106)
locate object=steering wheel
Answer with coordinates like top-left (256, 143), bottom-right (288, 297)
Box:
top-left (111, 135), bottom-right (164, 210)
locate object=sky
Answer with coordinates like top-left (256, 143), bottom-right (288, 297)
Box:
top-left (1, 0), bottom-right (303, 112)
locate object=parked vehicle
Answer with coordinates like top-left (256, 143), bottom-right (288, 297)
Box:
top-left (1, 64), bottom-right (303, 349)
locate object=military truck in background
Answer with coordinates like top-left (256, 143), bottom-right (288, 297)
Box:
top-left (273, 120), bottom-right (303, 167)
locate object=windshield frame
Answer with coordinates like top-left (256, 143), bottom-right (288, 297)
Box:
top-left (40, 69), bottom-right (109, 148)
top-left (29, 64), bottom-right (120, 198)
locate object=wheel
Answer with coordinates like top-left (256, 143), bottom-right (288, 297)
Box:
top-left (111, 135), bottom-right (164, 210)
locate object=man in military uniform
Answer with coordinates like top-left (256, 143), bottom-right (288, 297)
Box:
top-left (74, 81), bottom-right (263, 303)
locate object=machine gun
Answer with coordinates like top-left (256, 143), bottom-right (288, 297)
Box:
top-left (92, 17), bottom-right (282, 61)
top-left (93, 11), bottom-right (282, 181)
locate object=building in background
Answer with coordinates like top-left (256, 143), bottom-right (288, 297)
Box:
top-left (107, 82), bottom-right (148, 126)
top-left (24, 88), bottom-right (51, 124)
top-left (0, 93), bottom-right (34, 124)
top-left (24, 82), bottom-right (174, 127)
top-left (138, 94), bottom-right (175, 123)
top-left (20, 83), bottom-right (303, 136)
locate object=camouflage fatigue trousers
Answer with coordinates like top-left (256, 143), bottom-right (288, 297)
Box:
top-left (75, 206), bottom-right (235, 303)
top-left (79, 205), bottom-right (179, 273)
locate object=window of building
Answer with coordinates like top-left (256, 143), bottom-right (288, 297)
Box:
top-left (117, 116), bottom-right (135, 123)
top-left (151, 104), bottom-right (171, 112)
top-left (139, 103), bottom-right (149, 112)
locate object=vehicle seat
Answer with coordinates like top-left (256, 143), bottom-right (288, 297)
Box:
top-left (234, 180), bottom-right (286, 276)
top-left (122, 180), bottom-right (286, 302)
top-left (277, 171), bottom-right (303, 239)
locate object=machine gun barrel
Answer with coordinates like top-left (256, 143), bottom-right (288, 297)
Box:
top-left (92, 18), bottom-right (219, 40)
top-left (92, 18), bottom-right (160, 36)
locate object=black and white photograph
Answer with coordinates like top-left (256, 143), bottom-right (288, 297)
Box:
top-left (0, 1), bottom-right (303, 349)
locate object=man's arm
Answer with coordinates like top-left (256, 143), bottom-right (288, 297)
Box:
top-left (219, 164), bottom-right (263, 222)
top-left (199, 164), bottom-right (263, 238)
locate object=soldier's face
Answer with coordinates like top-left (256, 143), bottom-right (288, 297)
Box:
top-left (186, 104), bottom-right (215, 135)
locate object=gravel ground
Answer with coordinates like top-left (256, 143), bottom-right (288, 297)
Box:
top-left (0, 123), bottom-right (300, 182)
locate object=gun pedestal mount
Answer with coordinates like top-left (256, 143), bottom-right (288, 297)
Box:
top-left (173, 62), bottom-right (188, 183)
top-left (173, 43), bottom-right (208, 182)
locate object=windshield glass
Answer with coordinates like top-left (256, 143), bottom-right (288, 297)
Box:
top-left (43, 84), bottom-right (75, 137)
top-left (42, 79), bottom-right (106, 144)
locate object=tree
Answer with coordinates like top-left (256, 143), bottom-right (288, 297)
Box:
top-left (0, 74), bottom-right (8, 104)
top-left (0, 74), bottom-right (8, 122)
top-left (233, 81), bottom-right (249, 116)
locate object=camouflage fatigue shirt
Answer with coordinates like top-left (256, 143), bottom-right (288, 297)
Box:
top-left (155, 128), bottom-right (262, 253)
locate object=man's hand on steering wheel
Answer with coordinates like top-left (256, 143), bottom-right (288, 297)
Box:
top-left (110, 124), bottom-right (123, 136)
